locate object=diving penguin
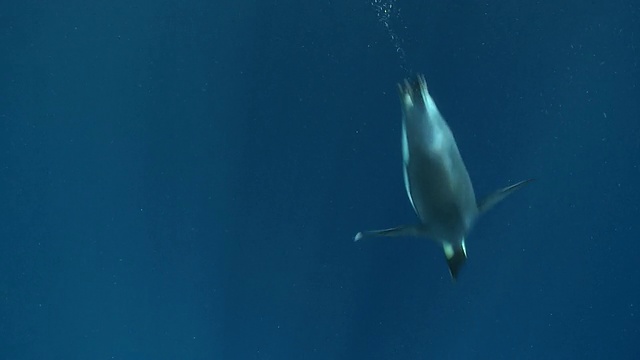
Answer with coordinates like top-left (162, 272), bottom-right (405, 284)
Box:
top-left (355, 74), bottom-right (532, 279)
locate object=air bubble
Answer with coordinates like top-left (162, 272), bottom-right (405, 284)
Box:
top-left (370, 0), bottom-right (410, 73)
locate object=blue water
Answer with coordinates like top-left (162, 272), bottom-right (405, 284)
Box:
top-left (1, 0), bottom-right (639, 359)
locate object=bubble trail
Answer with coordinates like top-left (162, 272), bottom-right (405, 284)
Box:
top-left (371, 0), bottom-right (411, 73)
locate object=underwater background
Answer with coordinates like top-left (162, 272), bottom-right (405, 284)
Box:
top-left (1, 0), bottom-right (639, 359)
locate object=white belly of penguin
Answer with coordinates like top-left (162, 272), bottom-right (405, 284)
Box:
top-left (401, 95), bottom-right (475, 243)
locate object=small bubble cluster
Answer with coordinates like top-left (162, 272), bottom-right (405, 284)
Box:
top-left (371, 0), bottom-right (409, 71)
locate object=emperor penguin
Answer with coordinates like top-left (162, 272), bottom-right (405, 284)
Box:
top-left (355, 74), bottom-right (532, 279)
